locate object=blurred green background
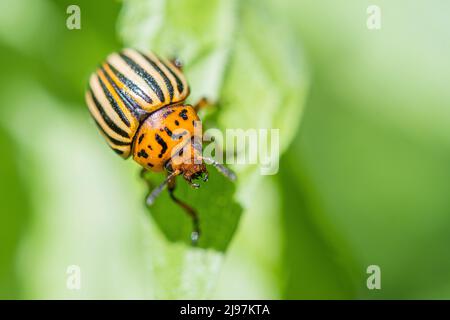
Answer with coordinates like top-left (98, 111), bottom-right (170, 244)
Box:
top-left (1, 0), bottom-right (450, 299)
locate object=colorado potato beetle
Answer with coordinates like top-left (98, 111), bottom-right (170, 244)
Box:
top-left (85, 48), bottom-right (235, 243)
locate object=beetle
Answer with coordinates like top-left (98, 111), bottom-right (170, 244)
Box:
top-left (85, 48), bottom-right (235, 244)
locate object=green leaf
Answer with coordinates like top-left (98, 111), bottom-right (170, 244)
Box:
top-left (142, 168), bottom-right (242, 252)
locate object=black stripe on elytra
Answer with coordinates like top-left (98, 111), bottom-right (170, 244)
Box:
top-left (107, 63), bottom-right (153, 104)
top-left (93, 119), bottom-right (130, 146)
top-left (159, 58), bottom-right (184, 94)
top-left (155, 133), bottom-right (168, 158)
top-left (138, 50), bottom-right (174, 102)
top-left (120, 53), bottom-right (165, 103)
top-left (112, 148), bottom-right (124, 155)
top-left (147, 163), bottom-right (154, 167)
top-left (164, 127), bottom-right (173, 137)
top-left (97, 74), bottom-right (131, 127)
top-left (100, 67), bottom-right (142, 119)
top-left (179, 109), bottom-right (188, 120)
top-left (89, 90), bottom-right (130, 139)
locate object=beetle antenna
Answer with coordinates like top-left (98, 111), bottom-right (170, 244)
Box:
top-left (201, 156), bottom-right (236, 181)
top-left (146, 170), bottom-right (181, 206)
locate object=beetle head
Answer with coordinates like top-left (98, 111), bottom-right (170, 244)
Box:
top-left (179, 162), bottom-right (208, 187)
top-left (168, 140), bottom-right (208, 187)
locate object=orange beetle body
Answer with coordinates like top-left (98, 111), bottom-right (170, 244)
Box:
top-left (85, 49), bottom-right (235, 243)
top-left (133, 105), bottom-right (204, 178)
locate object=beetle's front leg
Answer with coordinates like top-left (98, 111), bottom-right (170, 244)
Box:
top-left (167, 176), bottom-right (201, 245)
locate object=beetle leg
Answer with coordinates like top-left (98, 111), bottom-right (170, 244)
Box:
top-left (193, 97), bottom-right (212, 113)
top-left (167, 176), bottom-right (201, 245)
top-left (146, 170), bottom-right (180, 206)
top-left (187, 180), bottom-right (200, 189)
top-left (170, 57), bottom-right (183, 71)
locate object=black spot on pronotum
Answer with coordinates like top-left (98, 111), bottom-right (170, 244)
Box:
top-left (191, 135), bottom-right (203, 152)
top-left (138, 133), bottom-right (145, 144)
top-left (147, 163), bottom-right (154, 168)
top-left (164, 127), bottom-right (173, 137)
top-left (179, 109), bottom-right (188, 120)
top-left (148, 145), bottom-right (153, 150)
top-left (137, 149), bottom-right (149, 158)
top-left (155, 133), bottom-right (168, 158)
top-left (164, 161), bottom-right (173, 172)
top-left (175, 120), bottom-right (179, 126)
top-left (171, 130), bottom-right (188, 140)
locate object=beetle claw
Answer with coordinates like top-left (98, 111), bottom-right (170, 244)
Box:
top-left (190, 181), bottom-right (200, 189)
top-left (171, 57), bottom-right (183, 70)
top-left (191, 231), bottom-right (199, 245)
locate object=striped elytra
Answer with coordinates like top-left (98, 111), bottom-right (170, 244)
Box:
top-left (85, 48), bottom-right (189, 159)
